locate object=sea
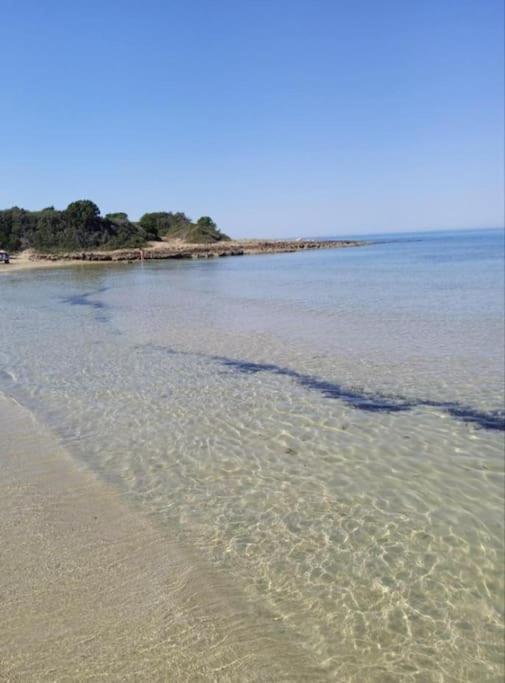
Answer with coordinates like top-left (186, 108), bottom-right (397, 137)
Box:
top-left (1, 228), bottom-right (504, 681)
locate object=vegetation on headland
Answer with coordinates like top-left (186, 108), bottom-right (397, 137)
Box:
top-left (0, 200), bottom-right (229, 252)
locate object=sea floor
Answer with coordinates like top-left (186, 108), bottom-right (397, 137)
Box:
top-left (1, 232), bottom-right (503, 680)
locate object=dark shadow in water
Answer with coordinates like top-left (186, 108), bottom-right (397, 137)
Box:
top-left (137, 344), bottom-right (505, 432)
top-left (61, 288), bottom-right (110, 323)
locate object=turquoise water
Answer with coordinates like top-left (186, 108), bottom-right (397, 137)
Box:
top-left (1, 228), bottom-right (504, 680)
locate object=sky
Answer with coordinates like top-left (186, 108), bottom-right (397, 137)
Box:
top-left (0, 0), bottom-right (503, 237)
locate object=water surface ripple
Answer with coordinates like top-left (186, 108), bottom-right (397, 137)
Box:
top-left (0, 229), bottom-right (503, 681)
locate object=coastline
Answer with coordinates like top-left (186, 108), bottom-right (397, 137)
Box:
top-left (1, 229), bottom-right (503, 680)
top-left (0, 238), bottom-right (365, 274)
top-left (0, 394), bottom-right (321, 680)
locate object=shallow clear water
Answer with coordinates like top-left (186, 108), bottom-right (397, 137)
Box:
top-left (1, 229), bottom-right (504, 680)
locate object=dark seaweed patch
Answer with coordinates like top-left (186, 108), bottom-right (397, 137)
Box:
top-left (139, 344), bottom-right (505, 432)
top-left (442, 405), bottom-right (505, 431)
top-left (214, 356), bottom-right (505, 431)
top-left (215, 358), bottom-right (410, 413)
top-left (61, 288), bottom-right (109, 322)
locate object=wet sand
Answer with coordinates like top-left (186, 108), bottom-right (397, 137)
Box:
top-left (0, 395), bottom-right (321, 681)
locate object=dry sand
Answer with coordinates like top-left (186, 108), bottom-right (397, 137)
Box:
top-left (0, 251), bottom-right (101, 275)
top-left (0, 395), bottom-right (321, 681)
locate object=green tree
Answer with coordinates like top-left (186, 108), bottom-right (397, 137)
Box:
top-left (0, 201), bottom-right (230, 251)
top-left (139, 211), bottom-right (192, 240)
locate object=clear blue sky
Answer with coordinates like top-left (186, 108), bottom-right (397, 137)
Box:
top-left (1, 0), bottom-right (503, 237)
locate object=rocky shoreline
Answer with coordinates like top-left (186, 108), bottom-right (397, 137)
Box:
top-left (28, 238), bottom-right (365, 263)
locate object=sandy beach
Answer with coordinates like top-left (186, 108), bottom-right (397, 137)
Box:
top-left (1, 230), bottom-right (503, 681)
top-left (0, 395), bottom-right (321, 680)
top-left (1, 0), bottom-right (502, 677)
